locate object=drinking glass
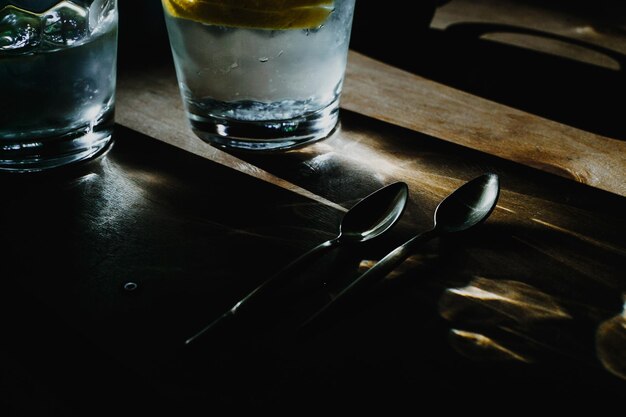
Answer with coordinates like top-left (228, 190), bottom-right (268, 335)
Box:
top-left (162, 0), bottom-right (356, 151)
top-left (0, 0), bottom-right (118, 172)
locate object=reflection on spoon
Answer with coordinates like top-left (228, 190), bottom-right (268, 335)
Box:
top-left (185, 181), bottom-right (409, 345)
top-left (596, 296), bottom-right (626, 380)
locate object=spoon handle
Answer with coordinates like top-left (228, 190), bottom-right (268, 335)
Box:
top-left (300, 228), bottom-right (438, 330)
top-left (185, 238), bottom-right (338, 345)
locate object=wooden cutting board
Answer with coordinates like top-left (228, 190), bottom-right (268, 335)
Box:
top-left (340, 51), bottom-right (626, 197)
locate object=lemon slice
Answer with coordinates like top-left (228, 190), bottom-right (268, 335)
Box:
top-left (162, 0), bottom-right (335, 30)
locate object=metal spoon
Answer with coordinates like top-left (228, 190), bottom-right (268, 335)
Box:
top-left (301, 173), bottom-right (500, 328)
top-left (185, 181), bottom-right (409, 345)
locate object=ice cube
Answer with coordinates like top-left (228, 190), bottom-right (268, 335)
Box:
top-left (0, 6), bottom-right (42, 52)
top-left (88, 0), bottom-right (115, 32)
top-left (43, 1), bottom-right (89, 46)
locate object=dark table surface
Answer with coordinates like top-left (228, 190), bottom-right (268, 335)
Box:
top-left (2, 0), bottom-right (626, 414)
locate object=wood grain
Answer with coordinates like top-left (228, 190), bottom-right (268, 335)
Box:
top-left (341, 51), bottom-right (626, 197)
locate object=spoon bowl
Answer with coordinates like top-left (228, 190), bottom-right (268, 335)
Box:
top-left (434, 172), bottom-right (500, 233)
top-left (339, 182), bottom-right (409, 243)
top-left (185, 181), bottom-right (409, 345)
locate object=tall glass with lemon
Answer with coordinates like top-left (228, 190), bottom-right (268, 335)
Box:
top-left (161, 0), bottom-right (356, 151)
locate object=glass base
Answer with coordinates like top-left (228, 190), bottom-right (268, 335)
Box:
top-left (188, 99), bottom-right (340, 152)
top-left (0, 111), bottom-right (114, 173)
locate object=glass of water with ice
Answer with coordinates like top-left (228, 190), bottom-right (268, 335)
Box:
top-left (0, 0), bottom-right (118, 172)
top-left (162, 0), bottom-right (356, 151)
